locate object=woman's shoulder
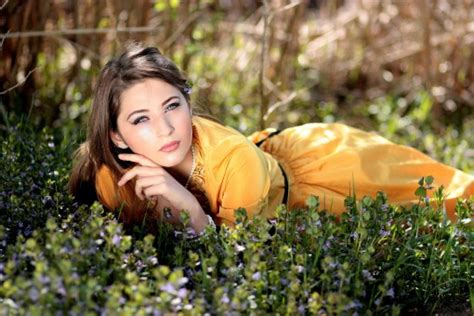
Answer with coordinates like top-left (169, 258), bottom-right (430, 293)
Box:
top-left (193, 115), bottom-right (254, 151)
top-left (192, 116), bottom-right (264, 169)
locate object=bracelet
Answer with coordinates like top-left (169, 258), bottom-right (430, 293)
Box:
top-left (182, 214), bottom-right (216, 240)
top-left (206, 214), bottom-right (216, 229)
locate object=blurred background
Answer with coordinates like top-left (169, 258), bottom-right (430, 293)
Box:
top-left (1, 0), bottom-right (473, 169)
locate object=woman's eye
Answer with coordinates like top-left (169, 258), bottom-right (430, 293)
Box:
top-left (132, 116), bottom-right (148, 125)
top-left (165, 102), bottom-right (180, 112)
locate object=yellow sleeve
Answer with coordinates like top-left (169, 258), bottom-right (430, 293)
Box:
top-left (95, 165), bottom-right (145, 225)
top-left (209, 136), bottom-right (271, 226)
top-left (95, 165), bottom-right (128, 210)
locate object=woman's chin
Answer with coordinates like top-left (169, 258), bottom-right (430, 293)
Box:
top-left (149, 155), bottom-right (183, 168)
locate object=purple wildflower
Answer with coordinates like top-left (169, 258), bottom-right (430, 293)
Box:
top-left (381, 204), bottom-right (389, 212)
top-left (39, 274), bottom-right (50, 285)
top-left (29, 287), bottom-right (39, 301)
top-left (323, 240), bottom-right (331, 251)
top-left (185, 227), bottom-right (196, 236)
top-left (352, 299), bottom-right (363, 309)
top-left (112, 235), bottom-right (121, 246)
top-left (328, 261), bottom-right (338, 269)
top-left (298, 304), bottom-right (305, 314)
top-left (386, 288), bottom-right (395, 298)
top-left (252, 272), bottom-right (261, 281)
top-left (56, 279), bottom-right (66, 296)
top-left (379, 229), bottom-right (390, 238)
top-left (135, 260), bottom-right (144, 270)
top-left (221, 294), bottom-right (230, 304)
top-left (71, 272), bottom-right (79, 281)
top-left (344, 301), bottom-right (355, 311)
top-left (160, 282), bottom-right (176, 294)
top-left (362, 269), bottom-right (375, 281)
top-left (177, 288), bottom-right (187, 299)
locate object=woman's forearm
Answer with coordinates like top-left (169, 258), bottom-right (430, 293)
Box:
top-left (188, 197), bottom-right (212, 234)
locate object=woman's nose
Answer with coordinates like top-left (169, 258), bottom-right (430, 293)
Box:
top-left (156, 116), bottom-right (175, 136)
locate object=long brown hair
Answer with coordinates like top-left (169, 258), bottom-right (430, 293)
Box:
top-left (68, 42), bottom-right (222, 229)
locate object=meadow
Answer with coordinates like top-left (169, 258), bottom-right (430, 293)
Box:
top-left (1, 100), bottom-right (472, 314)
top-left (1, 1), bottom-right (473, 314)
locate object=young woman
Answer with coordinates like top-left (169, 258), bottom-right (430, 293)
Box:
top-left (69, 43), bottom-right (474, 235)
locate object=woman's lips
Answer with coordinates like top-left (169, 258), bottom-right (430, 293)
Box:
top-left (160, 140), bottom-right (180, 152)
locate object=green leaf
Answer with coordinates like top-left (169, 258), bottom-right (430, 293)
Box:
top-left (425, 175), bottom-right (434, 185)
top-left (234, 208), bottom-right (248, 223)
top-left (415, 187), bottom-right (427, 197)
top-left (306, 195), bottom-right (319, 209)
top-left (179, 209), bottom-right (191, 226)
top-left (26, 238), bottom-right (37, 250)
top-left (46, 218), bottom-right (57, 231)
top-left (363, 211), bottom-right (370, 221)
top-left (362, 196), bottom-right (372, 207)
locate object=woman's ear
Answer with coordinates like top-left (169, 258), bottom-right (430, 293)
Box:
top-left (110, 130), bottom-right (128, 149)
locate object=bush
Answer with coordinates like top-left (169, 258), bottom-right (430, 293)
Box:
top-left (0, 118), bottom-right (78, 247)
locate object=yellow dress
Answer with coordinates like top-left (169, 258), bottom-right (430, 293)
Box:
top-left (95, 116), bottom-right (474, 227)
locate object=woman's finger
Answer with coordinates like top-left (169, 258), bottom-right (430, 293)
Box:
top-left (135, 176), bottom-right (166, 200)
top-left (118, 168), bottom-right (140, 186)
top-left (118, 153), bottom-right (159, 167)
top-left (142, 183), bottom-right (168, 200)
top-left (118, 165), bottom-right (163, 186)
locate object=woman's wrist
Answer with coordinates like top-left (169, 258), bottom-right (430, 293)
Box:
top-left (156, 196), bottom-right (215, 237)
top-left (189, 200), bottom-right (211, 233)
top-left (184, 198), bottom-right (215, 237)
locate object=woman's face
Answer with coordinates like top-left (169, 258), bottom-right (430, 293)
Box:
top-left (111, 78), bottom-right (193, 168)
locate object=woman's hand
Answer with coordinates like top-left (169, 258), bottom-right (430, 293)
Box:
top-left (117, 153), bottom-right (209, 233)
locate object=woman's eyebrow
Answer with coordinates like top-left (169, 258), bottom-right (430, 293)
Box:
top-left (126, 95), bottom-right (180, 120)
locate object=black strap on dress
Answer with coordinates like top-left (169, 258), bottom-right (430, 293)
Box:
top-left (254, 130), bottom-right (289, 206)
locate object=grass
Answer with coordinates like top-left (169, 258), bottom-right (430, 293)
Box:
top-left (0, 109), bottom-right (472, 315)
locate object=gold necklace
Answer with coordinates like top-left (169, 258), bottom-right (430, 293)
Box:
top-left (184, 144), bottom-right (195, 189)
